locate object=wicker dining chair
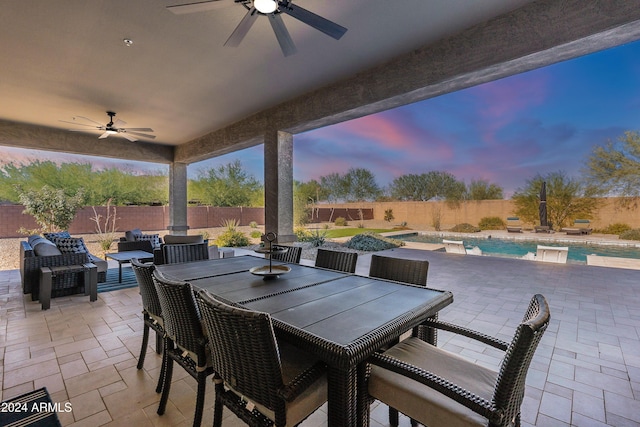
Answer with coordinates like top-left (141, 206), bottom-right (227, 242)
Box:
top-left (162, 242), bottom-right (209, 264)
top-left (131, 259), bottom-right (165, 393)
top-left (368, 255), bottom-right (429, 286)
top-left (152, 270), bottom-right (214, 427)
top-left (364, 294), bottom-right (550, 427)
top-left (271, 244), bottom-right (302, 264)
top-left (314, 248), bottom-right (358, 273)
top-left (194, 289), bottom-right (328, 427)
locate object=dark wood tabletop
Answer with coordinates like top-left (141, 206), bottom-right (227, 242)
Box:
top-left (157, 255), bottom-right (453, 427)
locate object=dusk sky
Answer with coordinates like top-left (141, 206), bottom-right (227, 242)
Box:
top-left (4, 39), bottom-right (640, 198)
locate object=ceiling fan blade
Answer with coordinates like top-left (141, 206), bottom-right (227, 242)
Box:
top-left (127, 131), bottom-right (157, 139)
top-left (224, 7), bottom-right (259, 47)
top-left (167, 0), bottom-right (228, 15)
top-left (59, 120), bottom-right (100, 128)
top-left (98, 131), bottom-right (110, 139)
top-left (269, 13), bottom-right (296, 57)
top-left (75, 116), bottom-right (106, 126)
top-left (113, 119), bottom-right (127, 128)
top-left (122, 127), bottom-right (154, 132)
top-left (68, 128), bottom-right (101, 132)
top-left (279, 2), bottom-right (347, 40)
top-left (121, 133), bottom-right (138, 142)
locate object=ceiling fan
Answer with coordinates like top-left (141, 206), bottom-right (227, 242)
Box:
top-left (167, 0), bottom-right (347, 57)
top-left (60, 111), bottom-right (156, 142)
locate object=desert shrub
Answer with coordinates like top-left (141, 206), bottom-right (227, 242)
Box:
top-left (384, 209), bottom-right (394, 222)
top-left (449, 223), bottom-right (481, 233)
top-left (215, 221), bottom-right (249, 246)
top-left (345, 232), bottom-right (403, 251)
top-left (334, 217), bottom-right (348, 226)
top-left (250, 230), bottom-right (262, 239)
top-left (297, 228), bottom-right (327, 247)
top-left (620, 228), bottom-right (640, 241)
top-left (295, 227), bottom-right (311, 241)
top-left (249, 221), bottom-right (258, 228)
top-left (596, 223), bottom-right (632, 235)
top-left (215, 231), bottom-right (249, 247)
top-left (478, 216), bottom-right (505, 230)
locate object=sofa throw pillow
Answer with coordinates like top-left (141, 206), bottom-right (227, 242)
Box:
top-left (52, 237), bottom-right (89, 254)
top-left (125, 228), bottom-right (143, 242)
top-left (32, 238), bottom-right (63, 256)
top-left (135, 233), bottom-right (161, 250)
top-left (43, 231), bottom-right (71, 242)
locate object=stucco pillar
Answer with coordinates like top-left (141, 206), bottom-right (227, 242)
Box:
top-left (264, 130), bottom-right (295, 242)
top-left (168, 161), bottom-right (189, 235)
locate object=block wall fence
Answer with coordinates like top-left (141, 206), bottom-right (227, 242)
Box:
top-left (0, 197), bottom-right (637, 238)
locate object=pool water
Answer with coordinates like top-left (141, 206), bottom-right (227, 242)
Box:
top-left (398, 233), bottom-right (640, 263)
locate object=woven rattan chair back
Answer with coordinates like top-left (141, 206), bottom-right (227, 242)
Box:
top-left (152, 270), bottom-right (213, 427)
top-left (152, 270), bottom-right (205, 353)
top-left (271, 245), bottom-right (302, 264)
top-left (131, 258), bottom-right (161, 319)
top-left (162, 243), bottom-right (209, 265)
top-left (493, 294), bottom-right (550, 424)
top-left (195, 290), bottom-right (287, 421)
top-left (369, 255), bottom-right (429, 286)
top-left (315, 248), bottom-right (358, 273)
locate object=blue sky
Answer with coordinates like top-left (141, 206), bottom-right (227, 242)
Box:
top-left (5, 39), bottom-right (640, 198)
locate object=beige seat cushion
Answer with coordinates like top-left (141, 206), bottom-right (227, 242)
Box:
top-left (369, 337), bottom-right (497, 427)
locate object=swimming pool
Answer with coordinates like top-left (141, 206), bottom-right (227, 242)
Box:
top-left (397, 233), bottom-right (640, 263)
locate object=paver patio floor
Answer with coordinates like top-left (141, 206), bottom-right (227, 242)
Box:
top-left (1, 248), bottom-right (639, 426)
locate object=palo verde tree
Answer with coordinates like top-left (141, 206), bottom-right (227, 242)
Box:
top-left (583, 130), bottom-right (640, 207)
top-left (465, 179), bottom-right (504, 200)
top-left (389, 171), bottom-right (466, 202)
top-left (19, 185), bottom-right (86, 233)
top-left (188, 159), bottom-right (263, 207)
top-left (511, 171), bottom-right (599, 229)
top-left (319, 168), bottom-right (382, 202)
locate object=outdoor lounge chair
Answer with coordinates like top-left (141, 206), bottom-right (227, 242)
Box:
top-left (442, 239), bottom-right (467, 254)
top-left (535, 245), bottom-right (568, 263)
top-left (562, 219), bottom-right (592, 235)
top-left (506, 217), bottom-right (523, 233)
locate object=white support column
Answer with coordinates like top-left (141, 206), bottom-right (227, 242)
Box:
top-left (264, 130), bottom-right (295, 242)
top-left (168, 162), bottom-right (189, 236)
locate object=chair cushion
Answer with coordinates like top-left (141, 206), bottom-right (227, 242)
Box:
top-left (51, 237), bottom-right (89, 254)
top-left (163, 234), bottom-right (204, 244)
top-left (369, 337), bottom-right (497, 427)
top-left (135, 233), bottom-right (161, 250)
top-left (125, 228), bottom-right (143, 241)
top-left (228, 340), bottom-right (327, 427)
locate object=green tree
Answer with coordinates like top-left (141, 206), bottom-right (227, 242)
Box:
top-left (293, 180), bottom-right (311, 226)
top-left (465, 179), bottom-right (504, 200)
top-left (319, 172), bottom-right (346, 202)
top-left (343, 168), bottom-right (382, 202)
top-left (189, 160), bottom-right (262, 207)
top-left (584, 130), bottom-right (640, 206)
top-left (511, 171), bottom-right (599, 229)
top-left (19, 185), bottom-right (86, 233)
top-left (389, 171), bottom-right (466, 201)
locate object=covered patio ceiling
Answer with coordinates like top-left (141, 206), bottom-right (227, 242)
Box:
top-left (2, 0), bottom-right (640, 166)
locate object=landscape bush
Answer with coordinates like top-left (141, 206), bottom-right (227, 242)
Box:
top-left (296, 228), bottom-right (327, 247)
top-left (250, 230), bottom-right (262, 239)
top-left (449, 223), bottom-right (481, 233)
top-left (595, 223), bottom-right (632, 235)
top-left (619, 228), bottom-right (640, 241)
top-left (345, 232), bottom-right (403, 251)
top-left (478, 216), bottom-right (505, 230)
top-left (215, 218), bottom-right (249, 247)
top-left (334, 217), bottom-right (348, 226)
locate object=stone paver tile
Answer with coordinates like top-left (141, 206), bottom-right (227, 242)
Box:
top-left (539, 390), bottom-right (572, 424)
top-left (604, 390), bottom-right (640, 424)
top-left (60, 358), bottom-right (89, 380)
top-left (68, 410), bottom-right (112, 427)
top-left (55, 337), bottom-right (101, 358)
top-left (3, 357), bottom-right (60, 388)
top-left (65, 364), bottom-right (121, 398)
top-left (69, 389), bottom-right (106, 421)
top-left (573, 390), bottom-right (606, 422)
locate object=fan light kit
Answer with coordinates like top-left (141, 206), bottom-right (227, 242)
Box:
top-left (167, 0), bottom-right (347, 57)
top-left (60, 111), bottom-right (156, 142)
top-left (254, 0), bottom-right (276, 13)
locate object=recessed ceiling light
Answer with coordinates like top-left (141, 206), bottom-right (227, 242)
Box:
top-left (123, 38), bottom-right (133, 47)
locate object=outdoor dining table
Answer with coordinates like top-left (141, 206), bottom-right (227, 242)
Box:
top-left (156, 255), bottom-right (453, 427)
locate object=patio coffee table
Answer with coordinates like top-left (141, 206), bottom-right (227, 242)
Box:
top-left (105, 250), bottom-right (154, 283)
